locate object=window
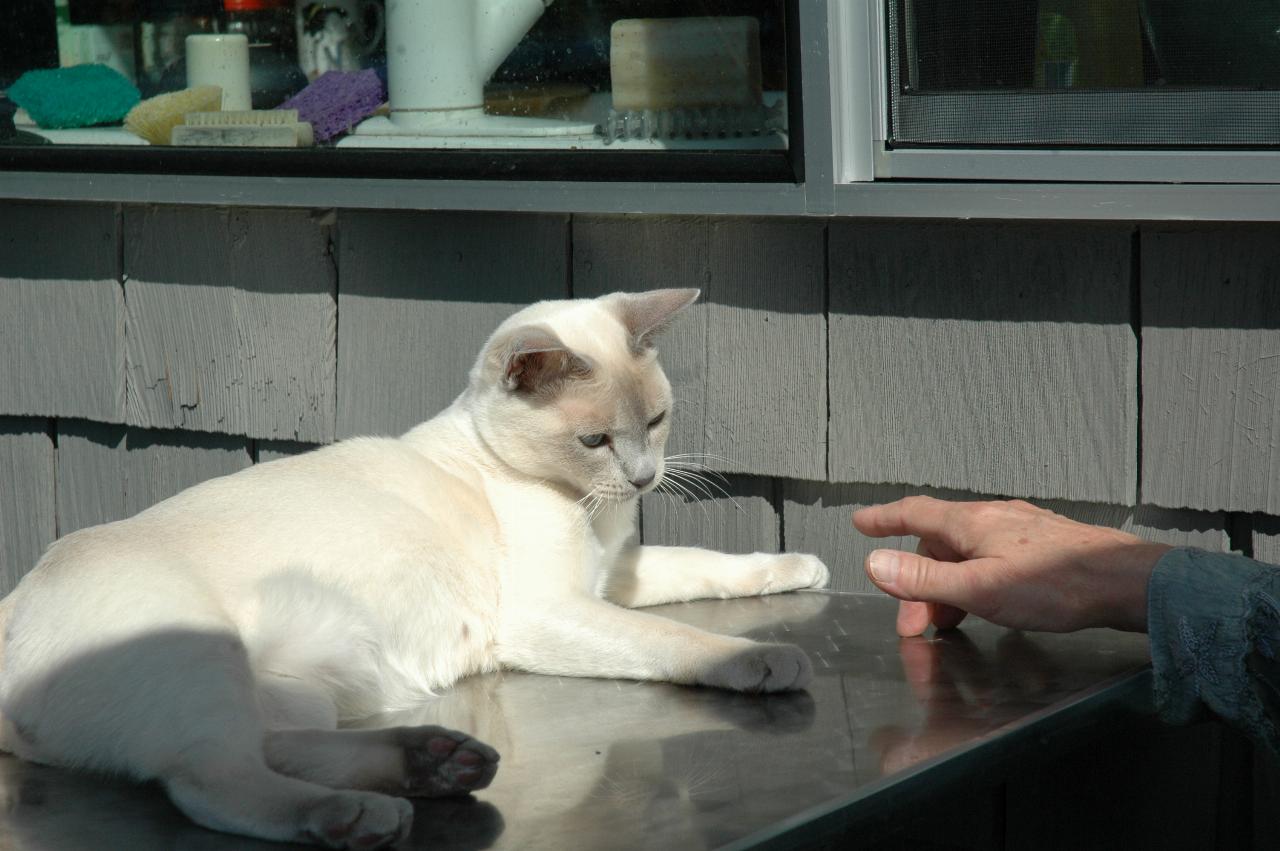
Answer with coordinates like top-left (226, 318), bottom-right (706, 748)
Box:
top-left (0, 0), bottom-right (798, 181)
top-left (888, 0), bottom-right (1280, 147)
top-left (833, 0), bottom-right (1280, 187)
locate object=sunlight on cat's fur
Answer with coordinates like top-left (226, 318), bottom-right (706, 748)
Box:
top-left (0, 289), bottom-right (829, 849)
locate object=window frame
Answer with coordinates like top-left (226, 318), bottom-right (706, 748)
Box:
top-left (838, 0), bottom-right (1280, 186)
top-left (3, 1), bottom-right (1280, 221)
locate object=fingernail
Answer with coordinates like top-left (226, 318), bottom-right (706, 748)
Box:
top-left (869, 550), bottom-right (900, 584)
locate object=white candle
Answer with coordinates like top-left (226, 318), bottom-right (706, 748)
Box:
top-left (186, 34), bottom-right (251, 111)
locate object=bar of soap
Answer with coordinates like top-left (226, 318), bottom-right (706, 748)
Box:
top-left (610, 17), bottom-right (762, 111)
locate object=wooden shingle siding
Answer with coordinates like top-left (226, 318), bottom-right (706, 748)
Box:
top-left (0, 419), bottom-right (55, 594)
top-left (1141, 228), bottom-right (1280, 514)
top-left (335, 211), bottom-right (569, 438)
top-left (0, 203), bottom-right (125, 423)
top-left (122, 429), bottom-right (252, 517)
top-left (56, 420), bottom-right (127, 535)
top-left (641, 474), bottom-right (778, 555)
top-left (574, 216), bottom-right (827, 480)
top-left (827, 222), bottom-right (1137, 505)
top-left (783, 480), bottom-right (1227, 594)
top-left (1255, 516), bottom-right (1280, 565)
top-left (257, 440), bottom-right (321, 463)
top-left (123, 206), bottom-right (337, 443)
top-left (55, 422), bottom-right (253, 532)
top-left (704, 220), bottom-right (826, 480)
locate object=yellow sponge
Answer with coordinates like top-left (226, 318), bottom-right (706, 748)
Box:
top-left (125, 86), bottom-right (223, 145)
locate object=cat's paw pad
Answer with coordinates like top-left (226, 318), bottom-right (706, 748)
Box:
top-left (758, 553), bottom-right (830, 593)
top-left (701, 643), bottom-right (813, 693)
top-left (398, 726), bottom-right (500, 797)
top-left (300, 791), bottom-right (412, 850)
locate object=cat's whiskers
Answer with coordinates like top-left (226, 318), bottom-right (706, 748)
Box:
top-left (663, 459), bottom-right (734, 496)
top-left (660, 455), bottom-right (732, 481)
top-left (574, 488), bottom-right (605, 527)
top-left (653, 472), bottom-right (712, 522)
top-left (660, 457), bottom-right (745, 515)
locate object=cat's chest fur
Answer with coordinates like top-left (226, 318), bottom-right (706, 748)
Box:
top-left (585, 500), bottom-right (639, 596)
top-left (483, 474), bottom-right (637, 600)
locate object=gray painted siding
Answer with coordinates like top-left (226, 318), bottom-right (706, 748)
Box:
top-left (0, 419), bottom-right (55, 594)
top-left (122, 430), bottom-right (252, 517)
top-left (336, 211), bottom-right (569, 438)
top-left (641, 474), bottom-right (778, 554)
top-left (783, 480), bottom-right (1227, 594)
top-left (54, 421), bottom-right (253, 533)
top-left (257, 440), bottom-right (321, 463)
top-left (1, 207), bottom-right (1277, 598)
top-left (1142, 228), bottom-right (1280, 513)
top-left (574, 216), bottom-right (827, 480)
top-left (1256, 517), bottom-right (1280, 565)
top-left (0, 203), bottom-right (124, 423)
top-left (828, 223), bottom-right (1137, 505)
top-left (123, 207), bottom-right (337, 443)
top-left (56, 420), bottom-right (127, 535)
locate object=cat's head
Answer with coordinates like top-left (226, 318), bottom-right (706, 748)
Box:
top-left (467, 289), bottom-right (699, 502)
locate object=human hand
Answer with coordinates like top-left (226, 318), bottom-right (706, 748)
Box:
top-left (852, 497), bottom-right (1172, 637)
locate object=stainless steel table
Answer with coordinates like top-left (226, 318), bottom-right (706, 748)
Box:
top-left (0, 592), bottom-right (1152, 850)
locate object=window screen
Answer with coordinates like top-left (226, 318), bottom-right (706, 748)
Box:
top-left (887, 0), bottom-right (1280, 147)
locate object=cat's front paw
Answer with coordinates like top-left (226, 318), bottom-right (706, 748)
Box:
top-left (754, 552), bottom-right (830, 594)
top-left (699, 642), bottom-right (813, 693)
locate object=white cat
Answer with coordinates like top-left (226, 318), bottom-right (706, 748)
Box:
top-left (0, 288), bottom-right (829, 849)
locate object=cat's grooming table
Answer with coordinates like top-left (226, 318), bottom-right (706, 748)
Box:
top-left (0, 593), bottom-right (1151, 850)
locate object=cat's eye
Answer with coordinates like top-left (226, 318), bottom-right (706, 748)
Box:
top-left (580, 433), bottom-right (608, 448)
top-left (647, 411), bottom-right (666, 429)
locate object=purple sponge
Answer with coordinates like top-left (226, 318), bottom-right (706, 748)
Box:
top-left (279, 70), bottom-right (385, 143)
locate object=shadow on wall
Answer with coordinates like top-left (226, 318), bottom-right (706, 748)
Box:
top-left (0, 204), bottom-right (116, 283)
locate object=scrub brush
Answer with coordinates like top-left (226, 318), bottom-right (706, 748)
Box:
top-left (125, 86), bottom-right (223, 145)
top-left (8, 64), bottom-right (140, 129)
top-left (171, 109), bottom-right (314, 147)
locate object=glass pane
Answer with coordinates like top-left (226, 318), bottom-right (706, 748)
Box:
top-left (888, 0), bottom-right (1280, 146)
top-left (1, 0), bottom-right (789, 164)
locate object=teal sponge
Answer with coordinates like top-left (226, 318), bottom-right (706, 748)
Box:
top-left (9, 64), bottom-right (141, 130)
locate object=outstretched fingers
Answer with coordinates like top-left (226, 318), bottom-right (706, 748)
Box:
top-left (852, 496), bottom-right (963, 549)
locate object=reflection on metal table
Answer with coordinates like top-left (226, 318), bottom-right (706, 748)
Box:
top-left (0, 592), bottom-right (1151, 850)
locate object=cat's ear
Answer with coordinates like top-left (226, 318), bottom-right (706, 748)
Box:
top-left (493, 324), bottom-right (592, 393)
top-left (609, 288), bottom-right (701, 350)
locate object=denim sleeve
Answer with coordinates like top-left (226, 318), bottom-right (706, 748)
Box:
top-left (1147, 547), bottom-right (1280, 758)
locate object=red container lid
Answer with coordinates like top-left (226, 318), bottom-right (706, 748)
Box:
top-left (224, 0), bottom-right (290, 10)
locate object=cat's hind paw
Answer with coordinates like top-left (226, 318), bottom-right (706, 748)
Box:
top-left (398, 726), bottom-right (500, 797)
top-left (700, 642), bottom-right (813, 693)
top-left (300, 791), bottom-right (413, 850)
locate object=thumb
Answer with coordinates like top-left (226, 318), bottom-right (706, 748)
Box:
top-left (865, 548), bottom-right (989, 610)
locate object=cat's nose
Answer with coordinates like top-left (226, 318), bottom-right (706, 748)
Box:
top-left (630, 472), bottom-right (656, 490)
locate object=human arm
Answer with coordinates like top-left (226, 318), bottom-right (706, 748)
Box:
top-left (853, 496), bottom-right (1280, 757)
top-left (851, 496), bottom-right (1170, 636)
top-left (1147, 547), bottom-right (1280, 758)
